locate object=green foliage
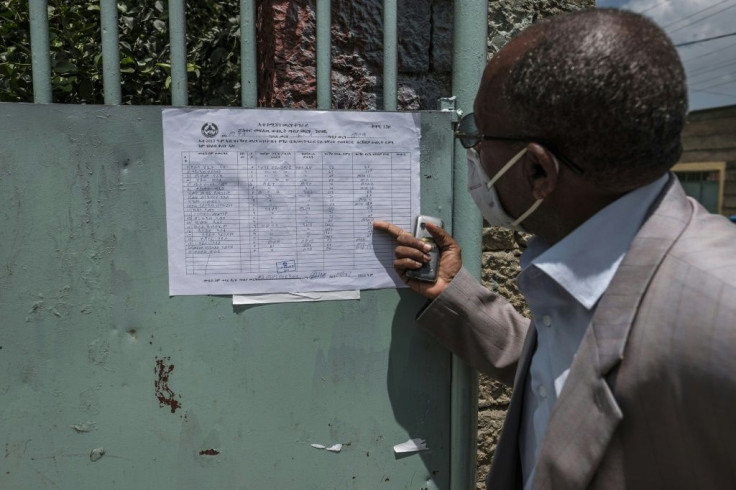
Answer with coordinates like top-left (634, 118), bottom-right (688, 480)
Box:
top-left (0, 0), bottom-right (242, 105)
top-left (184, 3), bottom-right (241, 107)
top-left (0, 1), bottom-right (33, 102)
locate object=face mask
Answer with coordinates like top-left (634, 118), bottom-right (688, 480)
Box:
top-left (466, 147), bottom-right (558, 233)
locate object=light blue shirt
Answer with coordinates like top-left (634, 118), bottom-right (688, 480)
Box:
top-left (516, 174), bottom-right (669, 490)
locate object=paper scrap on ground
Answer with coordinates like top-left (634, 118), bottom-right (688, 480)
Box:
top-left (163, 108), bottom-right (421, 296)
top-left (70, 421), bottom-right (97, 433)
top-left (393, 438), bottom-right (428, 454)
top-left (311, 443), bottom-right (343, 453)
top-left (232, 290), bottom-right (359, 305)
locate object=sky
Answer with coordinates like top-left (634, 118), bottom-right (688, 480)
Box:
top-left (596, 0), bottom-right (736, 111)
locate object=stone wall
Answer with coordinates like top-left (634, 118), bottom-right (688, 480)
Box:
top-left (476, 228), bottom-right (530, 486)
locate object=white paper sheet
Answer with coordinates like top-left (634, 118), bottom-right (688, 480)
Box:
top-left (232, 290), bottom-right (360, 305)
top-left (393, 438), bottom-right (428, 454)
top-left (310, 443), bottom-right (343, 453)
top-left (163, 108), bottom-right (420, 296)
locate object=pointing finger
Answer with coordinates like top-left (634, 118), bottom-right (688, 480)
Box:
top-left (373, 220), bottom-right (407, 239)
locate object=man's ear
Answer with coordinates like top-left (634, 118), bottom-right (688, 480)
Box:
top-left (523, 142), bottom-right (558, 200)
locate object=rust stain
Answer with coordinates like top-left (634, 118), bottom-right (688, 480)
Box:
top-left (198, 449), bottom-right (220, 456)
top-left (154, 356), bottom-right (181, 413)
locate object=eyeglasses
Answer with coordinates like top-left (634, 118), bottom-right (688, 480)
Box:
top-left (454, 112), bottom-right (584, 175)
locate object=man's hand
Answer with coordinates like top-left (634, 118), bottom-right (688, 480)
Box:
top-left (373, 219), bottom-right (462, 300)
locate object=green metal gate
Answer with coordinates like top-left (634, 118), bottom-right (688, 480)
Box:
top-left (0, 1), bottom-right (487, 488)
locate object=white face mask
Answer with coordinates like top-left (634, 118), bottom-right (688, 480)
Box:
top-left (466, 147), bottom-right (558, 233)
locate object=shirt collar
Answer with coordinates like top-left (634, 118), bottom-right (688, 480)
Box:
top-left (520, 173), bottom-right (669, 310)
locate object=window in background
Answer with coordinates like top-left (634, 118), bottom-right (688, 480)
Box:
top-left (673, 162), bottom-right (726, 214)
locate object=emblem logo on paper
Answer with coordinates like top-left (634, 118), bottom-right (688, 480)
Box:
top-left (201, 122), bottom-right (219, 138)
top-left (277, 259), bottom-right (297, 273)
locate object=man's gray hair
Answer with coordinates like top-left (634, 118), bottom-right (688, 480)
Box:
top-left (505, 9), bottom-right (687, 192)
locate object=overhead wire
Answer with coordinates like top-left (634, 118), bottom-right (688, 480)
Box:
top-left (688, 67), bottom-right (736, 89)
top-left (625, 0), bottom-right (736, 103)
top-left (690, 72), bottom-right (736, 90)
top-left (675, 32), bottom-right (736, 48)
top-left (635, 0), bottom-right (670, 16)
top-left (668, 3), bottom-right (736, 35)
top-left (691, 88), bottom-right (736, 98)
top-left (680, 40), bottom-right (736, 62)
top-left (687, 57), bottom-right (736, 80)
top-left (695, 76), bottom-right (736, 91)
top-left (661, 0), bottom-right (730, 29)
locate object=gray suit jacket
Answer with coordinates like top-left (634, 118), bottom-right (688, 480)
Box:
top-left (418, 176), bottom-right (736, 489)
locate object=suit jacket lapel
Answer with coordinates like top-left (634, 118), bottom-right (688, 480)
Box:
top-left (531, 175), bottom-right (693, 489)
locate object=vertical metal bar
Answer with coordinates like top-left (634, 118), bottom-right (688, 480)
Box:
top-left (316, 0), bottom-right (331, 109)
top-left (240, 0), bottom-right (257, 108)
top-left (450, 0), bottom-right (488, 489)
top-left (168, 0), bottom-right (188, 106)
top-left (29, 0), bottom-right (52, 103)
top-left (383, 0), bottom-right (397, 111)
top-left (100, 0), bottom-right (122, 105)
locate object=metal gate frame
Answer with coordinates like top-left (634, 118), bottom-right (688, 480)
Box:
top-left (10, 1), bottom-right (488, 488)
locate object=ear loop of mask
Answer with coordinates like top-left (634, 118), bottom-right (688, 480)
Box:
top-left (486, 148), bottom-right (560, 228)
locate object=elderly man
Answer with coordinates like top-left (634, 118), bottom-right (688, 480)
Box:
top-left (375, 8), bottom-right (736, 490)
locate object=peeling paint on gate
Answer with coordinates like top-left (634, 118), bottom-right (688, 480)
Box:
top-left (154, 356), bottom-right (181, 413)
